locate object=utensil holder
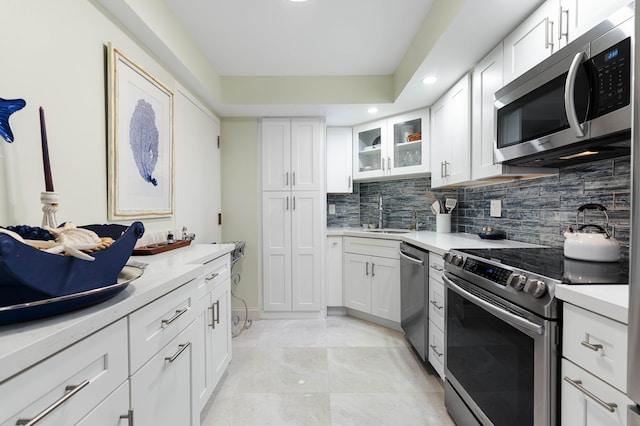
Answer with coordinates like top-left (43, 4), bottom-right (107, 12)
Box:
top-left (436, 214), bottom-right (451, 233)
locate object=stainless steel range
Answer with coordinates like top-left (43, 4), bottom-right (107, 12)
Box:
top-left (442, 247), bottom-right (628, 426)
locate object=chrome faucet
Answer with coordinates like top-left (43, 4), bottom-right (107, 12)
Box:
top-left (378, 195), bottom-right (384, 229)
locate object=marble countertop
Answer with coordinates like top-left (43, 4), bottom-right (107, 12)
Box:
top-left (0, 243), bottom-right (234, 384)
top-left (555, 284), bottom-right (628, 324)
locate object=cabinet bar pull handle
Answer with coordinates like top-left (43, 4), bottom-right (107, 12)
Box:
top-left (292, 172), bottom-right (296, 186)
top-left (563, 377), bottom-right (617, 412)
top-left (16, 379), bottom-right (90, 425)
top-left (545, 17), bottom-right (554, 49)
top-left (387, 157), bottom-right (391, 170)
top-left (430, 345), bottom-right (443, 358)
top-left (365, 262), bottom-right (369, 276)
top-left (430, 300), bottom-right (444, 310)
top-left (559, 6), bottom-right (569, 40)
top-left (285, 172), bottom-right (289, 186)
top-left (161, 307), bottom-right (188, 327)
top-left (371, 263), bottom-right (375, 277)
top-left (214, 300), bottom-right (220, 327)
top-left (430, 264), bottom-right (443, 272)
top-left (165, 342), bottom-right (191, 363)
top-left (205, 272), bottom-right (219, 282)
top-left (382, 158), bottom-right (386, 171)
top-left (293, 196), bottom-right (296, 210)
top-left (440, 161), bottom-right (445, 178)
top-left (208, 305), bottom-right (215, 328)
top-left (120, 409), bottom-right (134, 426)
top-left (581, 339), bottom-right (603, 352)
top-left (286, 196), bottom-right (289, 210)
top-left (348, 176), bottom-right (351, 189)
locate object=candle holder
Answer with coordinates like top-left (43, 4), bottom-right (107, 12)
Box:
top-left (40, 191), bottom-right (59, 229)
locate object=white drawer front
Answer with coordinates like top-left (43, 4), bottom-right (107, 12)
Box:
top-left (0, 319), bottom-right (128, 425)
top-left (428, 253), bottom-right (444, 281)
top-left (129, 279), bottom-right (197, 373)
top-left (562, 359), bottom-right (632, 426)
top-left (196, 254), bottom-right (231, 299)
top-left (428, 319), bottom-right (445, 380)
top-left (562, 303), bottom-right (628, 392)
top-left (428, 278), bottom-right (445, 330)
top-left (344, 237), bottom-right (399, 259)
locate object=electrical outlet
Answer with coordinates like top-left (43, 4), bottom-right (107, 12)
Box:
top-left (328, 204), bottom-right (336, 215)
top-left (490, 199), bottom-right (502, 218)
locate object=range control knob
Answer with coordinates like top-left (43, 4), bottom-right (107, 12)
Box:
top-left (451, 254), bottom-right (464, 266)
top-left (506, 273), bottom-right (527, 291)
top-left (443, 252), bottom-right (452, 263)
top-left (524, 279), bottom-right (547, 298)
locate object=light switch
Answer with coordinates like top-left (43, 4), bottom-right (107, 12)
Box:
top-left (490, 200), bottom-right (502, 218)
top-left (328, 204), bottom-right (336, 215)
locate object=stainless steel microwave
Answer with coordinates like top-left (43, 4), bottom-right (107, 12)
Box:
top-left (494, 7), bottom-right (633, 167)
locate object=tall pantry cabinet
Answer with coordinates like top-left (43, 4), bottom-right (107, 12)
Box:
top-left (261, 118), bottom-right (325, 312)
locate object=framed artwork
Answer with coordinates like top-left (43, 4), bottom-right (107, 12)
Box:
top-left (107, 43), bottom-right (174, 219)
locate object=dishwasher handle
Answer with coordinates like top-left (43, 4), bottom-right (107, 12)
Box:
top-left (399, 250), bottom-right (424, 265)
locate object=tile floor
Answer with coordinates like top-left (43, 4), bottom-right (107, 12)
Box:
top-left (201, 315), bottom-right (455, 425)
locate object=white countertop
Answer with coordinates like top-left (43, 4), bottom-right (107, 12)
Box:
top-left (327, 227), bottom-right (543, 254)
top-left (555, 284), bottom-right (628, 324)
top-left (0, 243), bottom-right (234, 384)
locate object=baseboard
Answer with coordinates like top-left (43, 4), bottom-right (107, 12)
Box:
top-left (345, 308), bottom-right (402, 332)
top-left (327, 306), bottom-right (347, 316)
top-left (259, 309), bottom-right (327, 320)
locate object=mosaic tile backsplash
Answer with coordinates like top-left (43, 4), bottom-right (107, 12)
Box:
top-left (327, 156), bottom-right (631, 253)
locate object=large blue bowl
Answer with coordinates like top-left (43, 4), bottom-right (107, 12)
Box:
top-left (0, 222), bottom-right (144, 306)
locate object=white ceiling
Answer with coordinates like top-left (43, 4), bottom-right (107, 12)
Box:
top-left (160, 0), bottom-right (543, 125)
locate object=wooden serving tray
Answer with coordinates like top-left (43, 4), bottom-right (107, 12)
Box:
top-left (133, 239), bottom-right (191, 255)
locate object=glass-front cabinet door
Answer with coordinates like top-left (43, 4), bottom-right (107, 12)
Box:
top-left (387, 109), bottom-right (429, 177)
top-left (353, 120), bottom-right (386, 180)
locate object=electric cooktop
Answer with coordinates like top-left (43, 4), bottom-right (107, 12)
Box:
top-left (455, 247), bottom-right (629, 285)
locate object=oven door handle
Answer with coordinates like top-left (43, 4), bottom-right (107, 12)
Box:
top-left (444, 275), bottom-right (545, 336)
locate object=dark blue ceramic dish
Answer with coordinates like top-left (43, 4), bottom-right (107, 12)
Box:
top-left (0, 222), bottom-right (144, 307)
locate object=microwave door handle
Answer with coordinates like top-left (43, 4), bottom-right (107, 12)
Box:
top-left (564, 51), bottom-right (587, 138)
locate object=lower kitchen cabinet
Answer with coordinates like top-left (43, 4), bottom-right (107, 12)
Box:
top-left (131, 320), bottom-right (198, 426)
top-left (76, 381), bottom-right (130, 426)
top-left (343, 237), bottom-right (400, 323)
top-left (325, 236), bottom-right (344, 307)
top-left (0, 319), bottom-right (129, 426)
top-left (561, 302), bottom-right (632, 425)
top-left (428, 253), bottom-right (445, 379)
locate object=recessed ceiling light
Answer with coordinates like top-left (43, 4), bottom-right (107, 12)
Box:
top-left (422, 76), bottom-right (437, 85)
top-left (289, 0), bottom-right (308, 2)
top-left (368, 107), bottom-right (378, 114)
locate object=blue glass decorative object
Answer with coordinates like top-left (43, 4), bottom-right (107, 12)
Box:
top-left (0, 97), bottom-right (26, 143)
top-left (129, 99), bottom-right (159, 186)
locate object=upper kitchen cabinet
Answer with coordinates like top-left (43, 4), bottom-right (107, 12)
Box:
top-left (472, 44), bottom-right (556, 181)
top-left (261, 118), bottom-right (324, 191)
top-left (503, 0), bottom-right (559, 84)
top-left (430, 74), bottom-right (471, 188)
top-left (326, 127), bottom-right (353, 193)
top-left (352, 109), bottom-right (429, 181)
top-left (558, 0), bottom-right (631, 48)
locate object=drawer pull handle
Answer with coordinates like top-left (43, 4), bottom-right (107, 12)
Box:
top-left (371, 263), bottom-right (375, 277)
top-left (16, 379), bottom-right (90, 425)
top-left (205, 272), bottom-right (219, 282)
top-left (581, 340), bottom-right (603, 352)
top-left (208, 300), bottom-right (220, 328)
top-left (165, 342), bottom-right (191, 363)
top-left (120, 409), bottom-right (134, 425)
top-left (430, 344), bottom-right (443, 358)
top-left (563, 376), bottom-right (617, 412)
top-left (430, 265), bottom-right (443, 272)
top-left (430, 300), bottom-right (444, 310)
top-left (161, 308), bottom-right (188, 327)
top-left (365, 262), bottom-right (369, 276)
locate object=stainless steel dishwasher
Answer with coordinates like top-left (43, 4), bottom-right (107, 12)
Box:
top-left (399, 242), bottom-right (428, 361)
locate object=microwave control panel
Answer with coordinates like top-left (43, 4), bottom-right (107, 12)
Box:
top-left (590, 37), bottom-right (631, 118)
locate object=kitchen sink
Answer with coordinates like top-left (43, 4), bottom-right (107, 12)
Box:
top-left (362, 228), bottom-right (411, 234)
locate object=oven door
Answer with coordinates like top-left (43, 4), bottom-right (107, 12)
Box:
top-left (443, 274), bottom-right (558, 426)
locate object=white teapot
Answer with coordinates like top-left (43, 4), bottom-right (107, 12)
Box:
top-left (563, 204), bottom-right (620, 262)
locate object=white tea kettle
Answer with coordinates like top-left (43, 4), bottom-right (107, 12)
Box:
top-left (563, 203), bottom-right (620, 262)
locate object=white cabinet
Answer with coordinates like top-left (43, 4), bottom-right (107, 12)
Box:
top-left (261, 117), bottom-right (324, 192)
top-left (325, 236), bottom-right (344, 307)
top-left (0, 319), bottom-right (129, 426)
top-left (131, 320), bottom-right (198, 426)
top-left (326, 127), bottom-right (353, 193)
top-left (558, 0), bottom-right (631, 49)
top-left (353, 109), bottom-right (429, 181)
top-left (262, 191), bottom-right (323, 312)
top-left (343, 237), bottom-right (400, 323)
top-left (471, 44), bottom-right (556, 181)
top-left (427, 253), bottom-right (445, 379)
top-left (194, 255), bottom-right (232, 411)
top-left (503, 0), bottom-right (558, 84)
top-left (430, 74), bottom-right (471, 188)
top-left (561, 303), bottom-right (633, 426)
top-left (76, 381), bottom-right (130, 426)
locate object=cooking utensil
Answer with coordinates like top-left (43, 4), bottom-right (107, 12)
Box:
top-left (426, 191), bottom-right (437, 204)
top-left (563, 203), bottom-right (620, 262)
top-left (433, 200), bottom-right (441, 215)
top-left (445, 198), bottom-right (457, 213)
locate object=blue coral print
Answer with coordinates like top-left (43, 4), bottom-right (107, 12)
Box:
top-left (0, 97), bottom-right (26, 143)
top-left (129, 99), bottom-right (159, 186)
